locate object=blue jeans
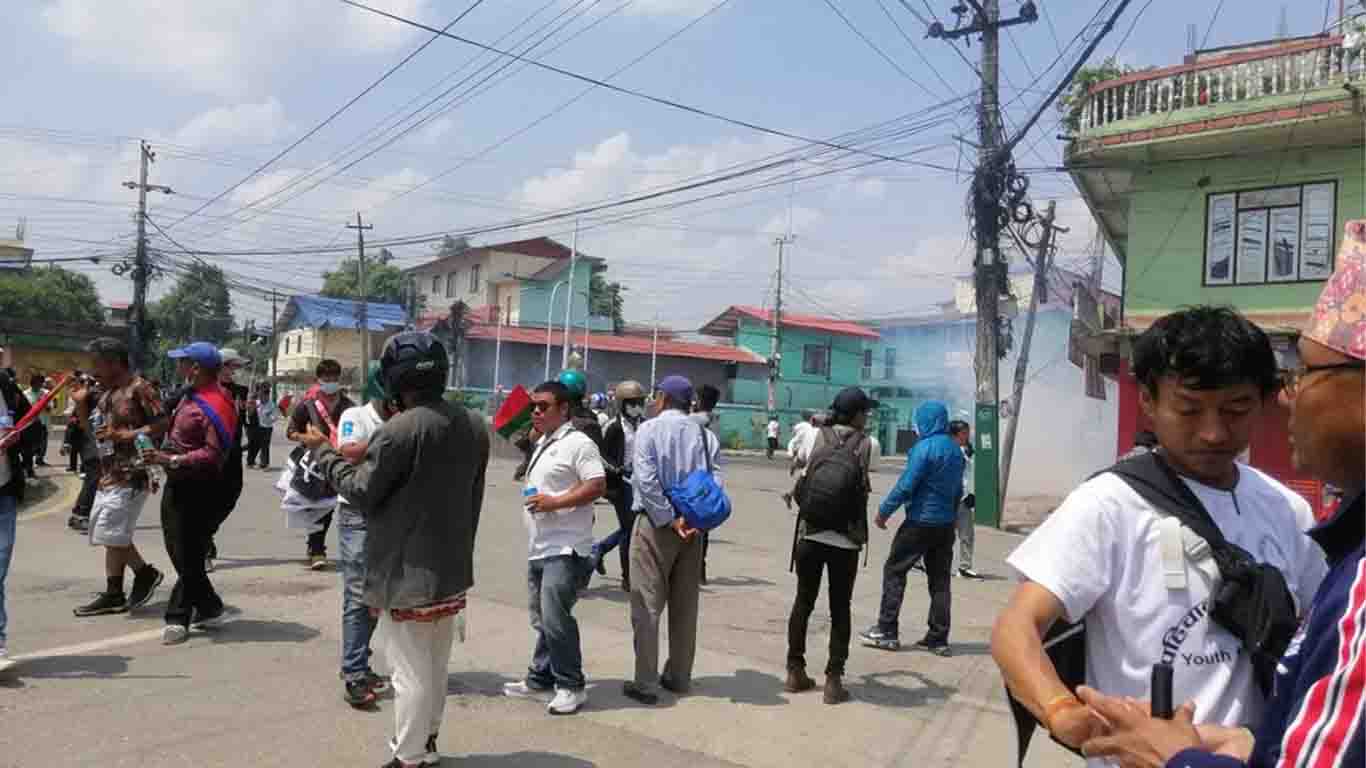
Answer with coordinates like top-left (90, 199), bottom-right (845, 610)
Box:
top-left (526, 555), bottom-right (587, 691)
top-left (338, 506), bottom-right (377, 682)
top-left (0, 493), bottom-right (15, 649)
top-left (593, 485), bottom-right (635, 577)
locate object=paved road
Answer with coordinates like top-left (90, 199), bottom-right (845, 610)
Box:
top-left (1, 433), bottom-right (1076, 767)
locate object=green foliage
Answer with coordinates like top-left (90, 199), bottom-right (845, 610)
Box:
top-left (0, 266), bottom-right (105, 325)
top-left (589, 272), bottom-right (626, 333)
top-left (151, 262), bottom-right (233, 344)
top-left (320, 257), bottom-right (409, 305)
top-left (1058, 57), bottom-right (1134, 132)
top-left (433, 235), bottom-right (471, 261)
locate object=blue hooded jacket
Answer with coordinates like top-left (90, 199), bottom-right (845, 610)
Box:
top-left (877, 401), bottom-right (964, 527)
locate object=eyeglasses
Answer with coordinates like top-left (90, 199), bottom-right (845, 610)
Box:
top-left (531, 401), bottom-right (555, 413)
top-left (1280, 361), bottom-right (1365, 396)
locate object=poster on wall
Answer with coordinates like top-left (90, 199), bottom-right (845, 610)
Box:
top-left (1205, 193), bottom-right (1236, 285)
top-left (1300, 182), bottom-right (1336, 280)
top-left (1237, 209), bottom-right (1268, 284)
top-left (1268, 207), bottom-right (1300, 282)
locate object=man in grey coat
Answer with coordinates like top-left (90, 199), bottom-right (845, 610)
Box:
top-left (302, 332), bottom-right (489, 768)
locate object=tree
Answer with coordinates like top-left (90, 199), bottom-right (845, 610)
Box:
top-left (320, 254), bottom-right (410, 306)
top-left (0, 265), bottom-right (105, 325)
top-left (150, 262), bottom-right (233, 345)
top-left (1058, 58), bottom-right (1135, 132)
top-left (589, 271), bottom-right (626, 333)
top-left (433, 235), bottom-right (471, 261)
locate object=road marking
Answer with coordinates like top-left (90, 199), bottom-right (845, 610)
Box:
top-left (8, 627), bottom-right (166, 662)
top-left (17, 475), bottom-right (82, 522)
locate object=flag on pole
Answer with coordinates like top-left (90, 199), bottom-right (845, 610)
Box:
top-left (493, 385), bottom-right (533, 439)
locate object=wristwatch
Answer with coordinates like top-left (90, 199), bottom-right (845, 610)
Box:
top-left (169, 455), bottom-right (182, 470)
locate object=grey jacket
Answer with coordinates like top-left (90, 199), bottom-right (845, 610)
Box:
top-left (316, 399), bottom-right (490, 610)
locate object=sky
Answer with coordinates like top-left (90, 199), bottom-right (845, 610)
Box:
top-left (0, 0), bottom-right (1343, 332)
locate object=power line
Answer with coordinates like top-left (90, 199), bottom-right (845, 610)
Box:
top-left (821, 0), bottom-right (937, 96)
top-left (874, 0), bottom-right (959, 95)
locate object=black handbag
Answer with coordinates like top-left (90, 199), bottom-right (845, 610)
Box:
top-left (288, 400), bottom-right (336, 500)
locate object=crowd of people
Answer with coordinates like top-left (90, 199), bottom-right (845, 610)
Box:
top-left (0, 243), bottom-right (1361, 768)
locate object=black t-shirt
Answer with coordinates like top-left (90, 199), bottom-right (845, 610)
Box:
top-left (289, 394), bottom-right (354, 439)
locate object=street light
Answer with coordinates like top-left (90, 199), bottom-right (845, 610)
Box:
top-left (544, 280), bottom-right (567, 381)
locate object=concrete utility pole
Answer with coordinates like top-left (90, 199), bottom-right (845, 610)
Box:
top-left (270, 290), bottom-right (279, 401)
top-left (122, 140), bottom-right (172, 374)
top-left (562, 219), bottom-right (579, 370)
top-left (767, 234), bottom-right (793, 413)
top-left (999, 201), bottom-right (1063, 505)
top-left (348, 213), bottom-right (373, 381)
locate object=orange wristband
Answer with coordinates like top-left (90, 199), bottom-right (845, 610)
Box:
top-left (1043, 694), bottom-right (1084, 732)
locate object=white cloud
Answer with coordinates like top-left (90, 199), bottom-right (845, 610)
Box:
top-left (415, 117), bottom-right (456, 146)
top-left (855, 177), bottom-right (887, 201)
top-left (627, 0), bottom-right (722, 15)
top-left (41, 0), bottom-right (427, 96)
top-left (172, 100), bottom-right (292, 148)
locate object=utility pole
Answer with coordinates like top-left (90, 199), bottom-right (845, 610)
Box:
top-left (562, 218), bottom-right (579, 370)
top-left (122, 140), bottom-right (172, 374)
top-left (269, 290), bottom-right (279, 401)
top-left (999, 201), bottom-right (1063, 505)
top-left (767, 235), bottom-right (793, 413)
top-left (348, 213), bottom-right (373, 381)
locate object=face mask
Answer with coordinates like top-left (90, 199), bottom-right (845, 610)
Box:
top-left (625, 403), bottom-right (645, 419)
top-left (320, 382), bottom-right (341, 395)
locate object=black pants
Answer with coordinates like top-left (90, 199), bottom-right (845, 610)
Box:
top-left (246, 427), bottom-right (272, 467)
top-left (788, 539), bottom-right (860, 675)
top-left (611, 486), bottom-right (635, 580)
top-left (307, 511), bottom-right (334, 556)
top-left (876, 522), bottom-right (955, 644)
top-left (71, 464), bottom-right (98, 518)
top-left (67, 427), bottom-right (83, 472)
top-left (767, 437), bottom-right (779, 459)
top-left (162, 478), bottom-right (223, 627)
top-left (205, 447), bottom-right (244, 558)
top-left (25, 424), bottom-right (47, 469)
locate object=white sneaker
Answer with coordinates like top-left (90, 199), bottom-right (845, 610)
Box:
top-left (547, 687), bottom-right (587, 715)
top-left (0, 648), bottom-right (14, 674)
top-left (205, 557), bottom-right (215, 573)
top-left (503, 680), bottom-right (553, 702)
top-left (161, 625), bottom-right (189, 645)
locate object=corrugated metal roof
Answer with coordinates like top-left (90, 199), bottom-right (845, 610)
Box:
top-left (282, 295), bottom-right (408, 331)
top-left (448, 320), bottom-right (765, 364)
top-left (698, 305), bottom-right (881, 340)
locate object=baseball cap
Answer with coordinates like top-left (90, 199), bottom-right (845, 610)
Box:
top-left (656, 375), bottom-right (694, 406)
top-left (830, 386), bottom-right (879, 415)
top-left (168, 342), bottom-right (222, 368)
top-left (219, 347), bottom-right (247, 366)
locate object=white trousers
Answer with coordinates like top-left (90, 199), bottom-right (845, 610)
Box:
top-left (380, 612), bottom-right (456, 764)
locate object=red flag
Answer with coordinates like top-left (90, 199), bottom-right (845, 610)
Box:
top-left (0, 373), bottom-right (72, 451)
top-left (493, 385), bottom-right (533, 439)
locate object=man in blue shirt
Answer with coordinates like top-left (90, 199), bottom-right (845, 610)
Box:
top-left (859, 400), bottom-right (964, 656)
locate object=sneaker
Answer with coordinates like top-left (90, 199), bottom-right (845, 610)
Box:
top-left (74, 591), bottom-right (128, 617)
top-left (622, 681), bottom-right (659, 706)
top-left (911, 560), bottom-right (926, 573)
top-left (858, 627), bottom-right (900, 651)
top-left (594, 554), bottom-right (607, 576)
top-left (365, 670), bottom-right (390, 695)
top-left (68, 515), bottom-right (89, 532)
top-left (914, 639), bottom-right (953, 657)
top-left (309, 553), bottom-right (328, 571)
top-left (547, 687), bottom-right (588, 715)
top-left (161, 625), bottom-right (189, 645)
top-left (127, 566), bottom-right (164, 610)
top-left (784, 667), bottom-right (816, 693)
top-left (385, 735), bottom-right (439, 767)
top-left (958, 567), bottom-right (985, 580)
top-left (503, 679), bottom-right (554, 702)
top-left (192, 604), bottom-right (227, 628)
top-left (0, 648), bottom-right (14, 674)
top-left (344, 678), bottom-right (378, 709)
top-left (659, 675), bottom-right (688, 695)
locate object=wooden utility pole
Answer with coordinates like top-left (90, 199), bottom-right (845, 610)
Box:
top-left (348, 213), bottom-right (373, 381)
top-left (999, 201), bottom-right (1064, 505)
top-left (122, 140), bottom-right (172, 374)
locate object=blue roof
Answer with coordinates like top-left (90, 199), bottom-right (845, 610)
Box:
top-left (284, 294), bottom-right (408, 331)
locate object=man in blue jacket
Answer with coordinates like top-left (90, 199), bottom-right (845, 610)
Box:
top-left (1075, 227), bottom-right (1365, 768)
top-left (859, 400), bottom-right (964, 656)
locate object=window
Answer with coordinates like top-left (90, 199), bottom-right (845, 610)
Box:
top-left (862, 349), bottom-right (873, 380)
top-left (469, 263), bottom-right (482, 294)
top-left (802, 344), bottom-right (830, 377)
top-left (1204, 181), bottom-right (1337, 286)
top-left (884, 347), bottom-right (897, 380)
top-left (445, 272), bottom-right (456, 298)
top-left (430, 275), bottom-right (440, 294)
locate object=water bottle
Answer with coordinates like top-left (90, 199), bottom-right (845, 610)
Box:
top-left (523, 486), bottom-right (538, 513)
top-left (0, 411), bottom-right (12, 445)
top-left (134, 433), bottom-right (155, 468)
top-left (92, 409), bottom-right (114, 458)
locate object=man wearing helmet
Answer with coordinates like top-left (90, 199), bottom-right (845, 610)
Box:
top-left (300, 332), bottom-right (490, 768)
top-left (590, 379), bottom-right (647, 591)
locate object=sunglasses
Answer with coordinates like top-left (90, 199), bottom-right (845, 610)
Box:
top-left (1280, 361), bottom-right (1365, 396)
top-left (531, 401), bottom-right (558, 413)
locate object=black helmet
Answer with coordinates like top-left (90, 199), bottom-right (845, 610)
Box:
top-left (379, 331), bottom-right (449, 401)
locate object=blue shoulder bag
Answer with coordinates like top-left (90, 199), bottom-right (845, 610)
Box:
top-left (664, 424), bottom-right (731, 531)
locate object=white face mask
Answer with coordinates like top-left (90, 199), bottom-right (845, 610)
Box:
top-left (625, 403), bottom-right (644, 419)
top-left (319, 381), bottom-right (341, 395)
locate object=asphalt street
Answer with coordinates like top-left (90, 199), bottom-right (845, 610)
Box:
top-left (0, 431), bottom-right (1077, 767)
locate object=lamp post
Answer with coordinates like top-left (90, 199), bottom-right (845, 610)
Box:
top-left (544, 279), bottom-right (567, 381)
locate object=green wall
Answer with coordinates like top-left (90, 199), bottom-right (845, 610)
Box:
top-left (731, 318), bottom-right (867, 412)
top-left (1125, 145), bottom-right (1363, 317)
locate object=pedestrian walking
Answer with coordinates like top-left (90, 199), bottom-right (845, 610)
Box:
top-left (142, 342), bottom-right (238, 646)
top-left (949, 420), bottom-right (983, 580)
top-left (590, 379), bottom-right (646, 591)
top-left (991, 307), bottom-right (1328, 764)
top-left (622, 375), bottom-right (721, 705)
top-left (0, 371), bottom-right (33, 673)
top-left (1066, 237), bottom-right (1365, 768)
top-left (286, 359), bottom-right (354, 569)
top-left (766, 416), bottom-right (780, 460)
top-left (300, 331), bottom-right (490, 768)
top-left (859, 400), bottom-right (964, 656)
top-left (72, 338), bottom-right (167, 618)
top-left (66, 381), bottom-right (100, 533)
top-left (691, 384), bottom-right (721, 586)
top-left (335, 363), bottom-right (393, 709)
top-left (786, 387), bottom-right (877, 705)
top-left (503, 380), bottom-right (606, 716)
top-left (22, 375), bottom-right (50, 475)
top-left (246, 382), bottom-right (277, 469)
top-left (205, 348), bottom-right (249, 573)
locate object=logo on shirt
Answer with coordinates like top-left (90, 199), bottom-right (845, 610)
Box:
top-left (1160, 599), bottom-right (1237, 667)
top-left (342, 422), bottom-right (354, 437)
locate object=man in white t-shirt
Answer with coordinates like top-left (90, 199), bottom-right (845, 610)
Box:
top-left (991, 307), bottom-right (1329, 765)
top-left (503, 380), bottom-right (606, 717)
top-left (766, 417), bottom-right (781, 460)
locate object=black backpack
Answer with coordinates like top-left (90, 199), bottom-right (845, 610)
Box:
top-left (796, 427), bottom-right (868, 532)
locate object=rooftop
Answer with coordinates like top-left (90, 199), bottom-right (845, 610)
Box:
top-left (405, 236), bottom-right (588, 275)
top-left (698, 305), bottom-right (881, 340)
top-left (279, 294), bottom-right (408, 331)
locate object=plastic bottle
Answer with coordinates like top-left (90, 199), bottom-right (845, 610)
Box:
top-left (134, 433), bottom-right (155, 467)
top-left (92, 409), bottom-right (114, 458)
top-left (523, 486), bottom-right (538, 513)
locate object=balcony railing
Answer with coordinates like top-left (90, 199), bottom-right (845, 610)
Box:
top-left (1078, 36), bottom-right (1364, 136)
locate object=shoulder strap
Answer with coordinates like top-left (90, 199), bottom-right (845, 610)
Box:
top-left (697, 422), bottom-right (713, 474)
top-left (188, 394), bottom-right (233, 452)
top-left (526, 427), bottom-right (573, 479)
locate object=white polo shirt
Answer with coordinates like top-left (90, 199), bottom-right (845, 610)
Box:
top-left (523, 422), bottom-right (605, 561)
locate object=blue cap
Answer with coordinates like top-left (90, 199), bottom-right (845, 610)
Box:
top-left (168, 341), bottom-right (222, 368)
top-left (656, 375), bottom-right (694, 406)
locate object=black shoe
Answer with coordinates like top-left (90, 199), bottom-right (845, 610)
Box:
top-left (74, 591), bottom-right (127, 617)
top-left (127, 566), bottom-right (164, 609)
top-left (911, 560), bottom-right (926, 573)
top-left (192, 604), bottom-right (226, 627)
top-left (68, 515), bottom-right (89, 532)
top-left (659, 675), bottom-right (688, 695)
top-left (958, 567), bottom-right (985, 580)
top-left (595, 556), bottom-right (607, 576)
top-left (345, 678), bottom-right (377, 709)
top-left (622, 682), bottom-right (659, 705)
top-left (366, 670), bottom-right (390, 695)
top-left (913, 639), bottom-right (952, 657)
